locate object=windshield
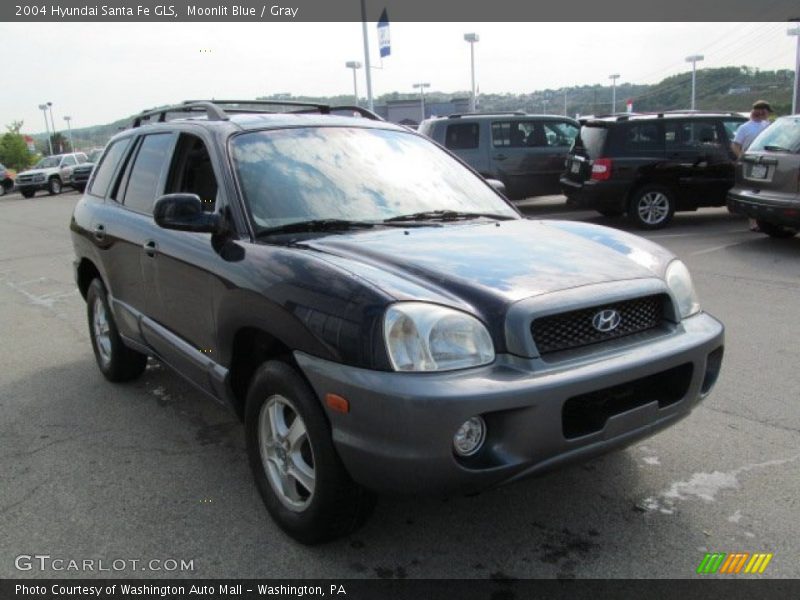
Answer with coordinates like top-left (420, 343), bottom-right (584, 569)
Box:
top-left (34, 156), bottom-right (61, 169)
top-left (748, 117), bottom-right (800, 153)
top-left (230, 127), bottom-right (518, 232)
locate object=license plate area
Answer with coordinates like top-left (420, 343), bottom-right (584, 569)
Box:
top-left (749, 163), bottom-right (768, 179)
top-left (570, 160), bottom-right (581, 174)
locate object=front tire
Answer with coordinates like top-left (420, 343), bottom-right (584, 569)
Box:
top-left (86, 279), bottom-right (147, 382)
top-left (48, 177), bottom-right (62, 195)
top-left (245, 361), bottom-right (375, 544)
top-left (757, 220), bottom-right (797, 239)
top-left (22, 190), bottom-right (35, 198)
top-left (628, 185), bottom-right (675, 229)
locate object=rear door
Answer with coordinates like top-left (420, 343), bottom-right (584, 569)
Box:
top-left (489, 119), bottom-right (557, 199)
top-left (664, 119), bottom-right (735, 206)
top-left (441, 121), bottom-right (486, 175)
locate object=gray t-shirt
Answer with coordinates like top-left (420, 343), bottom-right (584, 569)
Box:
top-left (733, 120), bottom-right (770, 151)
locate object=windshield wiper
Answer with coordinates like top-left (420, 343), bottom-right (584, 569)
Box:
top-left (383, 210), bottom-right (515, 223)
top-left (256, 219), bottom-right (375, 236)
top-left (763, 145), bottom-right (792, 152)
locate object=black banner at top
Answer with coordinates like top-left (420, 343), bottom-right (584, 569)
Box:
top-left (2, 0), bottom-right (799, 22)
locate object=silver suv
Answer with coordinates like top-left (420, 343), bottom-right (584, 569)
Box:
top-left (728, 116), bottom-right (800, 238)
top-left (419, 112), bottom-right (579, 199)
top-left (14, 152), bottom-right (88, 198)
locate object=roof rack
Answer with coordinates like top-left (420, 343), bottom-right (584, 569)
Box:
top-left (132, 99), bottom-right (382, 128)
top-left (447, 110), bottom-right (527, 118)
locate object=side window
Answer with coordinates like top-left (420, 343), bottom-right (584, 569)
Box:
top-left (665, 120), bottom-right (724, 153)
top-left (62, 155), bottom-right (76, 167)
top-left (89, 138), bottom-right (132, 198)
top-left (619, 122), bottom-right (663, 155)
top-left (723, 120), bottom-right (745, 141)
top-left (120, 134), bottom-right (173, 215)
top-left (165, 134), bottom-right (219, 212)
top-left (542, 122), bottom-right (579, 147)
top-left (444, 123), bottom-right (479, 150)
top-left (492, 121), bottom-right (535, 148)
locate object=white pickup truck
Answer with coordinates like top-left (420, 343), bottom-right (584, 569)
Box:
top-left (14, 152), bottom-right (88, 198)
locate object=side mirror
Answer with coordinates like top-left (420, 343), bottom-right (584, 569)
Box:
top-left (486, 178), bottom-right (507, 196)
top-left (153, 193), bottom-right (223, 234)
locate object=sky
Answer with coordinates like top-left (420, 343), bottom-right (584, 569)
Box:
top-left (1, 21), bottom-right (797, 135)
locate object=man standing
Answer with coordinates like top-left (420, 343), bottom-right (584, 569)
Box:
top-left (731, 100), bottom-right (773, 231)
top-left (731, 100), bottom-right (773, 158)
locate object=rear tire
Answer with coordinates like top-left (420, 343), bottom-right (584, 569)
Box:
top-left (86, 279), bottom-right (147, 382)
top-left (757, 220), bottom-right (797, 239)
top-left (245, 361), bottom-right (375, 544)
top-left (627, 185), bottom-right (675, 230)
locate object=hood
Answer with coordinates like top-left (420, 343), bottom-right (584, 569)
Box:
top-left (302, 219), bottom-right (673, 312)
top-left (18, 168), bottom-right (55, 176)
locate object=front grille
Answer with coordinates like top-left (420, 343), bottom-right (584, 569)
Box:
top-left (531, 294), bottom-right (666, 355)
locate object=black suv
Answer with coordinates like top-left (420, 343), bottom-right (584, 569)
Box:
top-left (71, 100), bottom-right (724, 544)
top-left (560, 111), bottom-right (746, 229)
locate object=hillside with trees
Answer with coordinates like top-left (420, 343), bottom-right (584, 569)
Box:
top-left (19, 66), bottom-right (797, 154)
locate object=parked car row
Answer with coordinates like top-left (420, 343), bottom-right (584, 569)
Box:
top-left (422, 109), bottom-right (800, 236)
top-left (8, 149), bottom-right (103, 198)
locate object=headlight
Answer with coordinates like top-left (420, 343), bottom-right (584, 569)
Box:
top-left (384, 302), bottom-right (495, 372)
top-left (665, 260), bottom-right (700, 319)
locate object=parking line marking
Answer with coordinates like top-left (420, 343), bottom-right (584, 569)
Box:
top-left (689, 240), bottom-right (751, 256)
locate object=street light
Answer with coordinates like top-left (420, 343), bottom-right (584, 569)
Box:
top-left (464, 33), bottom-right (480, 112)
top-left (47, 102), bottom-right (59, 152)
top-left (345, 61), bottom-right (362, 107)
top-left (685, 54), bottom-right (704, 110)
top-left (789, 26), bottom-right (800, 115)
top-left (38, 104), bottom-right (53, 155)
top-left (609, 74), bottom-right (620, 114)
top-left (63, 116), bottom-right (74, 153)
top-left (412, 82), bottom-right (430, 123)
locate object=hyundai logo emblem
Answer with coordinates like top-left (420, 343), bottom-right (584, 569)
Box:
top-left (592, 309), bottom-right (621, 333)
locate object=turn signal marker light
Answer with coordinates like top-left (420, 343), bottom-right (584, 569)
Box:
top-left (325, 394), bottom-right (350, 414)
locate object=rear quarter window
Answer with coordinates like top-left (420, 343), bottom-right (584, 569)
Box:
top-left (610, 122), bottom-right (664, 156)
top-left (88, 138), bottom-right (132, 198)
top-left (576, 125), bottom-right (608, 158)
top-left (444, 123), bottom-right (480, 150)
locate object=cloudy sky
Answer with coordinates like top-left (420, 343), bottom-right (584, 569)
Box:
top-left (1, 21), bottom-right (797, 134)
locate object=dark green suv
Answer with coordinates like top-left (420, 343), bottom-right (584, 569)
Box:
top-left (561, 111), bottom-right (746, 229)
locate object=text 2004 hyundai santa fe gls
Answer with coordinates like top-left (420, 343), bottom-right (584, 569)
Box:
top-left (70, 100), bottom-right (724, 544)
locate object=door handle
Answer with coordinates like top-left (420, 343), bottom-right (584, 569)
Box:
top-left (93, 224), bottom-right (105, 241)
top-left (493, 154), bottom-right (508, 161)
top-left (143, 240), bottom-right (158, 258)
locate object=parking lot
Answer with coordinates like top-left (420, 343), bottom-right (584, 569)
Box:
top-left (1, 188), bottom-right (798, 579)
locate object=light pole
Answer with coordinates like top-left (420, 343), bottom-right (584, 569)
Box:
top-left (685, 54), bottom-right (704, 110)
top-left (789, 25), bottom-right (800, 115)
top-left (412, 82), bottom-right (430, 123)
top-left (47, 102), bottom-right (59, 152)
top-left (345, 61), bottom-right (362, 107)
top-left (63, 116), bottom-right (74, 152)
top-left (38, 104), bottom-right (53, 155)
top-left (609, 74), bottom-right (620, 114)
top-left (360, 0), bottom-right (374, 111)
top-left (464, 33), bottom-right (479, 113)
top-left (541, 97), bottom-right (549, 114)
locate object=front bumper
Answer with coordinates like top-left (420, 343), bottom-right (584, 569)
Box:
top-left (15, 181), bottom-right (47, 191)
top-left (295, 312), bottom-right (724, 495)
top-left (727, 190), bottom-right (800, 228)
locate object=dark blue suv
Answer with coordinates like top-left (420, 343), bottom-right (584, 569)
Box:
top-left (71, 100), bottom-right (724, 543)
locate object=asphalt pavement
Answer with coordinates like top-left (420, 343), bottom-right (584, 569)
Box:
top-left (1, 190), bottom-right (798, 579)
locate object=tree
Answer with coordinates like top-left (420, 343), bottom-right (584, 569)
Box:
top-left (0, 131), bottom-right (34, 171)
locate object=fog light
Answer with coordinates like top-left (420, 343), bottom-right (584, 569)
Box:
top-left (453, 416), bottom-right (486, 457)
